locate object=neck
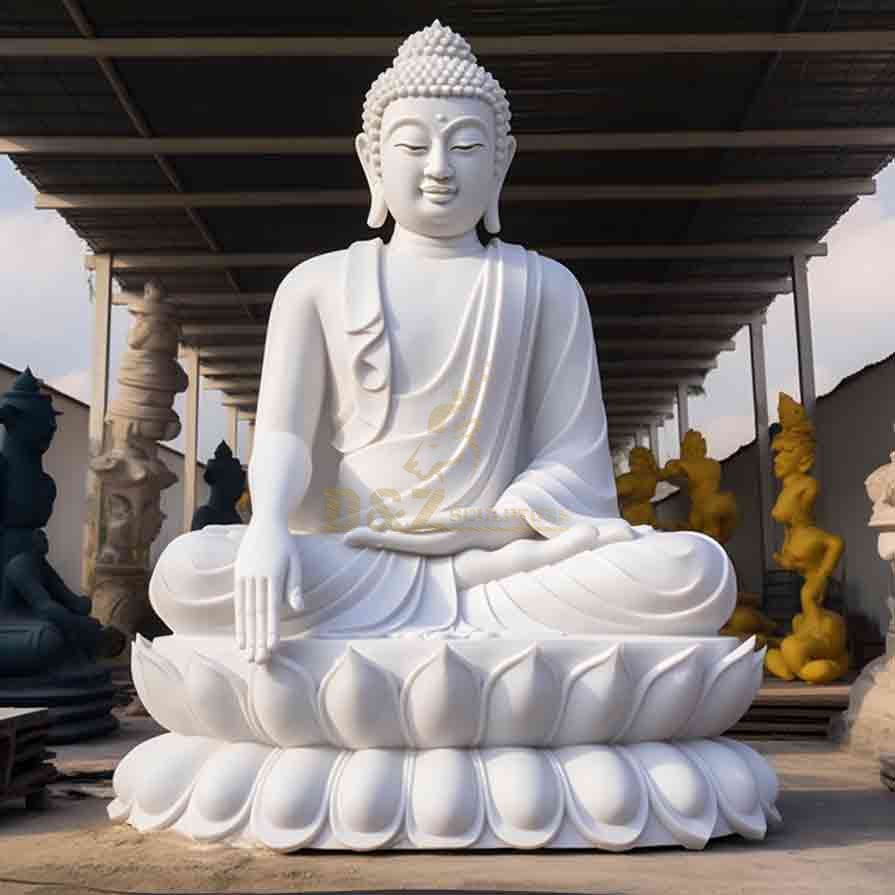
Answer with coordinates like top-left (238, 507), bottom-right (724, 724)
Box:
top-left (388, 224), bottom-right (485, 259)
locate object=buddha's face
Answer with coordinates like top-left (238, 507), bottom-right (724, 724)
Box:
top-left (361, 96), bottom-right (514, 239)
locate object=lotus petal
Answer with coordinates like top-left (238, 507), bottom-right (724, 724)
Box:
top-left (319, 647), bottom-right (403, 748)
top-left (625, 742), bottom-right (717, 849)
top-left (615, 645), bottom-right (705, 743)
top-left (722, 737), bottom-right (782, 825)
top-left (555, 745), bottom-right (647, 849)
top-left (407, 749), bottom-right (484, 847)
top-left (331, 749), bottom-right (407, 850)
top-left (131, 636), bottom-right (199, 735)
top-left (550, 646), bottom-right (632, 746)
top-left (250, 656), bottom-right (326, 747)
top-left (185, 652), bottom-right (259, 742)
top-left (482, 748), bottom-right (563, 848)
top-left (252, 747), bottom-right (342, 851)
top-left (677, 638), bottom-right (764, 738)
top-left (680, 739), bottom-right (765, 839)
top-left (481, 646), bottom-right (561, 746)
top-left (123, 733), bottom-right (220, 832)
top-left (401, 646), bottom-right (480, 748)
top-left (184, 742), bottom-right (273, 841)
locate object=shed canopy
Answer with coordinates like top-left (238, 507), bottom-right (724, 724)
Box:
top-left (4, 1), bottom-right (895, 445)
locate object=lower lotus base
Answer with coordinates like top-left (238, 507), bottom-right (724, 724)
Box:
top-left (109, 734), bottom-right (780, 851)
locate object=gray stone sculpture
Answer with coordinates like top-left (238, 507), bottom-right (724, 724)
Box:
top-left (84, 281), bottom-right (187, 640)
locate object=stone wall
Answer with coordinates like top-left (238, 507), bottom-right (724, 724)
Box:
top-left (657, 351), bottom-right (895, 636)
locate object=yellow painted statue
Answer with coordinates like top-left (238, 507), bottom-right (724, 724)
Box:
top-left (662, 430), bottom-right (775, 640)
top-left (661, 429), bottom-right (738, 543)
top-left (764, 393), bottom-right (847, 684)
top-left (615, 446), bottom-right (661, 527)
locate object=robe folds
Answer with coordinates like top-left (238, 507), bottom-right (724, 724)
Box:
top-left (150, 239), bottom-right (736, 638)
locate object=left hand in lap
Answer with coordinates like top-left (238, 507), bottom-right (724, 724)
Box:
top-left (343, 508), bottom-right (531, 556)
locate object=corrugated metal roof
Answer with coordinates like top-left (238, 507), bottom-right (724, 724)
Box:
top-left (3, 1), bottom-right (895, 440)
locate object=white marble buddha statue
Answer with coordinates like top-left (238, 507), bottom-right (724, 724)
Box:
top-left (150, 20), bottom-right (735, 662)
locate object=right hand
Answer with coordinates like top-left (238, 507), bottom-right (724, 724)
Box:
top-left (233, 522), bottom-right (302, 663)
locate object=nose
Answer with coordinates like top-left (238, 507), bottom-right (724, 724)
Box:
top-left (424, 138), bottom-right (453, 180)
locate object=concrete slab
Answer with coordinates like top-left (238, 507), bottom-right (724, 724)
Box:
top-left (0, 740), bottom-right (892, 895)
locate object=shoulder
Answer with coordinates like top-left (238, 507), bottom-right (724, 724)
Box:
top-left (529, 251), bottom-right (587, 329)
top-left (497, 241), bottom-right (583, 309)
top-left (537, 254), bottom-right (582, 300)
top-left (269, 246), bottom-right (361, 324)
top-left (274, 248), bottom-right (351, 302)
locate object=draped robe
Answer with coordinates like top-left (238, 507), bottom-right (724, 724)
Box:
top-left (150, 239), bottom-right (735, 639)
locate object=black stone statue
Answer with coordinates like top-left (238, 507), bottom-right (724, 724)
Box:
top-left (191, 441), bottom-right (247, 531)
top-left (0, 369), bottom-right (124, 742)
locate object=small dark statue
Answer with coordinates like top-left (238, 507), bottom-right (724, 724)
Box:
top-left (0, 369), bottom-right (124, 742)
top-left (191, 441), bottom-right (247, 531)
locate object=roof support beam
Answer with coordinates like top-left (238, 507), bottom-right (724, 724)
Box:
top-left (181, 323), bottom-right (266, 338)
top-left (605, 405), bottom-right (675, 417)
top-left (585, 278), bottom-right (792, 297)
top-left (9, 129), bottom-right (895, 156)
top-left (602, 375), bottom-right (705, 387)
top-left (593, 314), bottom-right (753, 329)
top-left (199, 346), bottom-right (266, 360)
top-left (115, 291), bottom-right (273, 307)
top-left (202, 363), bottom-right (263, 377)
top-left (35, 178), bottom-right (873, 210)
top-left (597, 338), bottom-right (736, 354)
top-left (602, 389), bottom-right (678, 400)
top-left (600, 359), bottom-right (718, 372)
top-left (203, 379), bottom-right (261, 391)
top-left (606, 409), bottom-right (674, 425)
top-left (6, 31), bottom-right (895, 57)
top-left (221, 396), bottom-right (259, 409)
top-left (86, 241), bottom-right (824, 272)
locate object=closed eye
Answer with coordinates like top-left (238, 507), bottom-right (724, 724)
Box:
top-left (451, 143), bottom-right (485, 152)
top-left (395, 143), bottom-right (428, 153)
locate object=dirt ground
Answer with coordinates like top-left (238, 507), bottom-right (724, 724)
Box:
top-left (0, 733), bottom-right (892, 895)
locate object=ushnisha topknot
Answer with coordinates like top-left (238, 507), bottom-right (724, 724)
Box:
top-left (361, 20), bottom-right (511, 175)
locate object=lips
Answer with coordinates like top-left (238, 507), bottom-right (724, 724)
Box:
top-left (420, 184), bottom-right (457, 201)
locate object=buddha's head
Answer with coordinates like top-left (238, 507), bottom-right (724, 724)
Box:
top-left (356, 20), bottom-right (516, 239)
top-left (772, 392), bottom-right (815, 480)
top-left (0, 367), bottom-right (61, 456)
top-left (680, 429), bottom-right (708, 461)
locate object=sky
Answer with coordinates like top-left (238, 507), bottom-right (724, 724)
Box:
top-left (2, 154), bottom-right (895, 466)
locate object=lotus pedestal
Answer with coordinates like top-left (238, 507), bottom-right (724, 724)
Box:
top-left (109, 634), bottom-right (780, 851)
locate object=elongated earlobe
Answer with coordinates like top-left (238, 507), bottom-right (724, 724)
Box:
top-left (367, 181), bottom-right (388, 228)
top-left (483, 195), bottom-right (502, 235)
top-left (484, 135), bottom-right (516, 235)
top-left (356, 132), bottom-right (389, 230)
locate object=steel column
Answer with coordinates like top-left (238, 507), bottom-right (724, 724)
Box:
top-left (227, 406), bottom-right (239, 455)
top-left (791, 253), bottom-right (817, 416)
top-left (82, 253), bottom-right (113, 589)
top-left (676, 382), bottom-right (690, 446)
top-left (749, 316), bottom-right (776, 571)
top-left (182, 347), bottom-right (200, 532)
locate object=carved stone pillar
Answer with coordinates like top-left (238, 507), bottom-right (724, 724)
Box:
top-left (830, 448), bottom-right (895, 758)
top-left (84, 281), bottom-right (187, 638)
